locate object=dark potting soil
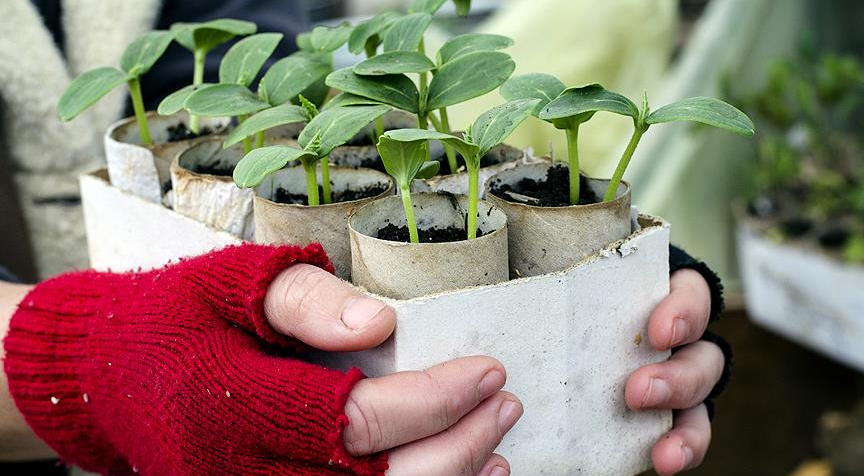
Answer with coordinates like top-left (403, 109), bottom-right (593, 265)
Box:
top-left (818, 226), bottom-right (851, 249)
top-left (489, 164), bottom-right (600, 207)
top-left (166, 123), bottom-right (214, 142)
top-left (188, 162), bottom-right (234, 176)
top-left (376, 223), bottom-right (485, 243)
top-left (273, 183), bottom-right (389, 205)
top-left (779, 217), bottom-right (813, 238)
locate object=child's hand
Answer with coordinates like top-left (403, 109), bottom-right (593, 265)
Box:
top-left (625, 269), bottom-right (725, 475)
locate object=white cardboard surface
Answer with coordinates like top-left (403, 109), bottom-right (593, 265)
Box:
top-left (81, 169), bottom-right (672, 475)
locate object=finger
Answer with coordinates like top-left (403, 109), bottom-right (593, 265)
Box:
top-left (344, 356), bottom-right (507, 456)
top-left (625, 341), bottom-right (724, 410)
top-left (652, 404), bottom-right (712, 476)
top-left (475, 454), bottom-right (511, 476)
top-left (264, 264), bottom-right (396, 351)
top-left (386, 392), bottom-right (522, 476)
top-left (648, 269), bottom-right (711, 350)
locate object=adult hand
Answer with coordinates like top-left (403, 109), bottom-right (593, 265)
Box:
top-left (265, 264), bottom-right (523, 476)
top-left (624, 269), bottom-right (724, 476)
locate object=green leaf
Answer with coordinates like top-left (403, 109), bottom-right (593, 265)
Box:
top-left (383, 128), bottom-right (479, 160)
top-left (219, 33), bottom-right (283, 87)
top-left (308, 22), bottom-right (353, 52)
top-left (453, 0), bottom-right (471, 15)
top-left (437, 33), bottom-right (513, 64)
top-left (426, 51), bottom-right (515, 111)
top-left (296, 31), bottom-right (313, 51)
top-left (376, 136), bottom-right (431, 186)
top-left (540, 84), bottom-right (639, 124)
top-left (382, 13), bottom-right (432, 53)
top-left (299, 105), bottom-right (393, 157)
top-left (298, 94), bottom-right (319, 119)
top-left (184, 83), bottom-right (270, 116)
top-left (260, 55), bottom-right (330, 106)
top-left (233, 145), bottom-right (318, 188)
top-left (500, 73), bottom-right (566, 114)
top-left (58, 67), bottom-right (131, 121)
top-left (157, 83), bottom-right (213, 115)
top-left (645, 97), bottom-right (756, 136)
top-left (326, 68), bottom-right (420, 113)
top-left (224, 103), bottom-right (309, 147)
top-left (416, 160), bottom-right (441, 179)
top-left (348, 11), bottom-right (401, 55)
top-left (408, 0), bottom-right (447, 14)
top-left (172, 19), bottom-right (257, 53)
top-left (469, 99), bottom-right (541, 157)
top-left (120, 30), bottom-right (174, 77)
top-left (323, 93), bottom-right (384, 109)
top-left (354, 51), bottom-right (436, 76)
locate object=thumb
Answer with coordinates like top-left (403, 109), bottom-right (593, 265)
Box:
top-left (264, 264), bottom-right (396, 351)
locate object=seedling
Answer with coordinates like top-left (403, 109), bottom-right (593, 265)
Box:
top-left (58, 30), bottom-right (174, 144)
top-left (233, 105), bottom-right (392, 206)
top-left (168, 19), bottom-right (257, 134)
top-left (328, 4), bottom-right (514, 174)
top-left (379, 98), bottom-right (540, 240)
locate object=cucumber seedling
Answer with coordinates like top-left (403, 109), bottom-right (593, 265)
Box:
top-left (232, 105), bottom-right (392, 206)
top-left (540, 84), bottom-right (756, 202)
top-left (379, 98), bottom-right (540, 240)
top-left (58, 30), bottom-right (174, 144)
top-left (167, 19), bottom-right (257, 134)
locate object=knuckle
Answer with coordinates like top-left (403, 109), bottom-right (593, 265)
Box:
top-left (342, 390), bottom-right (382, 455)
top-left (282, 265), bottom-right (332, 320)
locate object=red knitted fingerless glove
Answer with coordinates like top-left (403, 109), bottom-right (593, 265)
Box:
top-left (3, 243), bottom-right (388, 476)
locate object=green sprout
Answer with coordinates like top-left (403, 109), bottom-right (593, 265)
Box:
top-left (168, 19), bottom-right (257, 134)
top-left (378, 98), bottom-right (539, 240)
top-left (232, 105), bottom-right (392, 206)
top-left (58, 30), bottom-right (174, 144)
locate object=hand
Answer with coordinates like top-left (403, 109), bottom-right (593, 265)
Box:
top-left (266, 264), bottom-right (523, 476)
top-left (624, 269), bottom-right (725, 476)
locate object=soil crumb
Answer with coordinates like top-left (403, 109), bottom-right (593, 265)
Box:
top-left (376, 224), bottom-right (485, 243)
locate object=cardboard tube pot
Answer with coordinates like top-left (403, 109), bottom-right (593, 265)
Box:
top-left (254, 165), bottom-right (395, 279)
top-left (486, 162), bottom-right (631, 277)
top-left (328, 110), bottom-right (416, 169)
top-left (105, 112), bottom-right (228, 203)
top-left (171, 138), bottom-right (256, 239)
top-left (423, 143), bottom-right (533, 196)
top-left (349, 192), bottom-right (509, 300)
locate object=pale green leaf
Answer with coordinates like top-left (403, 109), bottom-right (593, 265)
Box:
top-left (437, 33), bottom-right (513, 64)
top-left (185, 83), bottom-right (270, 116)
top-left (58, 67), bottom-right (130, 121)
top-left (382, 13), bottom-right (432, 53)
top-left (260, 55), bottom-right (330, 106)
top-left (408, 0), bottom-right (447, 14)
top-left (323, 93), bottom-right (384, 109)
top-left (348, 11), bottom-right (401, 55)
top-left (426, 51), bottom-right (515, 111)
top-left (308, 22), bottom-right (353, 52)
top-left (540, 84), bottom-right (639, 124)
top-left (645, 97), bottom-right (756, 136)
top-left (326, 68), bottom-right (420, 113)
top-left (382, 128), bottom-right (479, 160)
top-left (120, 30), bottom-right (174, 77)
top-left (354, 51), bottom-right (436, 76)
top-left (219, 33), bottom-right (283, 87)
top-left (172, 19), bottom-right (257, 53)
top-left (233, 145), bottom-right (318, 188)
top-left (157, 83), bottom-right (213, 115)
top-left (299, 105), bottom-right (393, 156)
top-left (416, 160), bottom-right (440, 179)
top-left (224, 103), bottom-right (309, 147)
top-left (376, 136), bottom-right (431, 186)
top-left (470, 99), bottom-right (541, 158)
top-left (500, 73), bottom-right (566, 114)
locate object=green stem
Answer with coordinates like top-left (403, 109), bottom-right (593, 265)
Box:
top-left (189, 49), bottom-right (206, 134)
top-left (400, 183), bottom-right (419, 243)
top-left (254, 131), bottom-right (265, 149)
top-left (566, 126), bottom-right (580, 205)
top-left (238, 115), bottom-right (252, 154)
top-left (127, 77), bottom-right (151, 145)
top-left (428, 111), bottom-right (443, 131)
top-left (374, 117), bottom-right (385, 142)
top-left (418, 38), bottom-right (429, 130)
top-left (438, 108), bottom-right (459, 174)
top-left (302, 159), bottom-right (320, 207)
top-left (467, 163), bottom-right (480, 240)
top-left (604, 126), bottom-right (647, 202)
top-left (320, 156), bottom-right (332, 204)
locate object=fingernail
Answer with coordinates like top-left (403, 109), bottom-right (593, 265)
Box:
top-left (479, 370), bottom-right (506, 399)
top-left (670, 318), bottom-right (690, 347)
top-left (641, 377), bottom-right (671, 408)
top-left (679, 444), bottom-right (694, 471)
top-left (489, 466), bottom-right (509, 476)
top-left (498, 399), bottom-right (523, 433)
top-left (341, 298), bottom-right (387, 331)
